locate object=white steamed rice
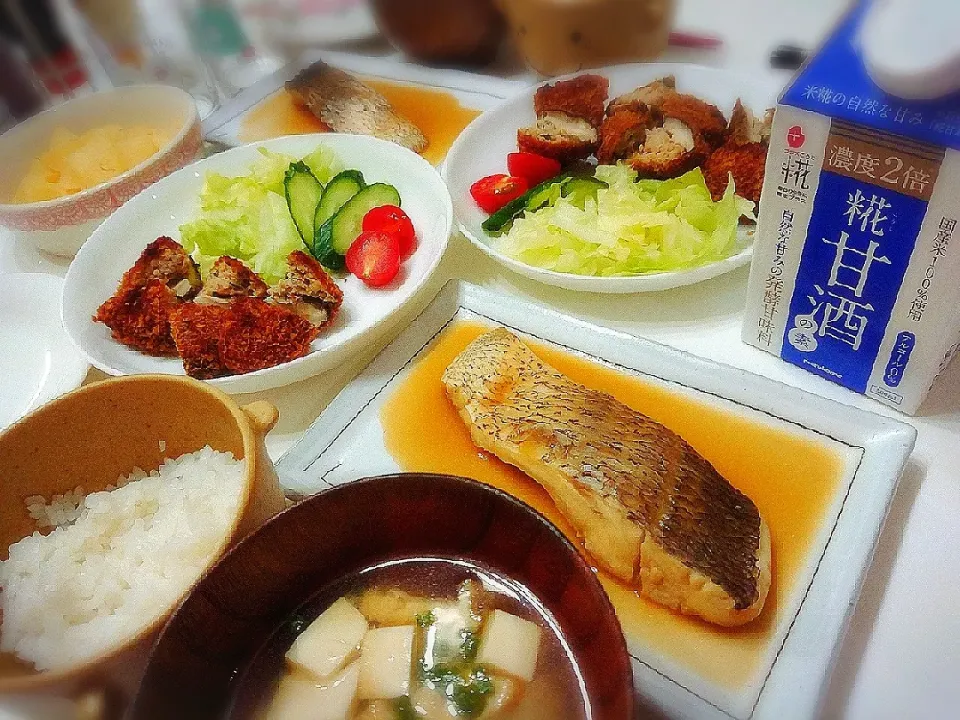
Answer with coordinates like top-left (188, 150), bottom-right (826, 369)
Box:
top-left (0, 446), bottom-right (245, 672)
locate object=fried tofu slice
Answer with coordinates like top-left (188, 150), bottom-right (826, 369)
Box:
top-left (195, 255), bottom-right (268, 305)
top-left (115, 236), bottom-right (201, 299)
top-left (597, 108), bottom-right (654, 165)
top-left (268, 250), bottom-right (343, 329)
top-left (93, 280), bottom-right (179, 356)
top-left (518, 112), bottom-right (599, 163)
top-left (659, 93), bottom-right (728, 148)
top-left (533, 74), bottom-right (609, 128)
top-left (218, 298), bottom-right (319, 375)
top-left (727, 100), bottom-right (774, 145)
top-left (629, 119), bottom-right (709, 179)
top-left (168, 303), bottom-right (230, 379)
top-left (607, 76), bottom-right (676, 115)
top-left (703, 141), bottom-right (768, 205)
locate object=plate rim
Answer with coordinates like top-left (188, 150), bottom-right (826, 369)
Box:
top-left (277, 279), bottom-right (917, 719)
top-left (60, 133), bottom-right (453, 394)
top-left (442, 62), bottom-right (779, 293)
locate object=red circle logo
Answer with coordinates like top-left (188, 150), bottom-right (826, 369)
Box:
top-left (787, 125), bottom-right (806, 149)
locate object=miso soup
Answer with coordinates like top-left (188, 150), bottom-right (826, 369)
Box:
top-left (232, 557), bottom-right (591, 719)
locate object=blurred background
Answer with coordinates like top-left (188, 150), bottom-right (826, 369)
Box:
top-left (0, 0), bottom-right (848, 131)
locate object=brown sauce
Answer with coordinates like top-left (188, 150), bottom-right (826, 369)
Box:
top-left (380, 321), bottom-right (848, 688)
top-left (238, 80), bottom-right (479, 165)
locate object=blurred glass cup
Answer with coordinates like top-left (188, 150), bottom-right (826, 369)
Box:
top-left (370, 0), bottom-right (506, 67)
top-left (497, 0), bottom-right (675, 76)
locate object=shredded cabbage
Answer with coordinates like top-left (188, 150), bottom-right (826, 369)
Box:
top-left (179, 146), bottom-right (343, 284)
top-left (494, 165), bottom-right (755, 277)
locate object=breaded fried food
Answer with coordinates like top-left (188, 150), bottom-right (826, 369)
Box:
top-left (703, 141), bottom-right (768, 205)
top-left (518, 112), bottom-right (599, 163)
top-left (218, 298), bottom-right (319, 375)
top-left (195, 255), bottom-right (268, 305)
top-left (727, 100), bottom-right (774, 145)
top-left (94, 280), bottom-right (179, 356)
top-left (630, 119), bottom-right (709, 179)
top-left (659, 93), bottom-right (728, 148)
top-left (597, 108), bottom-right (653, 165)
top-left (607, 76), bottom-right (676, 115)
top-left (168, 303), bottom-right (229, 379)
top-left (269, 250), bottom-right (343, 328)
top-left (533, 74), bottom-right (609, 128)
top-left (116, 236), bottom-right (201, 299)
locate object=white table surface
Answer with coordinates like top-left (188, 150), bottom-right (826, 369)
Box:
top-left (3, 1), bottom-right (958, 719)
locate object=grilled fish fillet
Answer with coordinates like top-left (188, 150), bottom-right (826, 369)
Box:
top-left (442, 329), bottom-right (771, 626)
top-left (286, 62), bottom-right (427, 153)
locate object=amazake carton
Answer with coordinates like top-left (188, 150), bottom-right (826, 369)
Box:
top-left (743, 1), bottom-right (960, 414)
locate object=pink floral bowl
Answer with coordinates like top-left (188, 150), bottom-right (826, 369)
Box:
top-left (0, 85), bottom-right (201, 257)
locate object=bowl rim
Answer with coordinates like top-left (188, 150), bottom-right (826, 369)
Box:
top-left (0, 374), bottom-right (268, 694)
top-left (0, 84), bottom-right (200, 212)
top-left (133, 472), bottom-right (635, 717)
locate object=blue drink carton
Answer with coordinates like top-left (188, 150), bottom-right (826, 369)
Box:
top-left (743, 0), bottom-right (960, 414)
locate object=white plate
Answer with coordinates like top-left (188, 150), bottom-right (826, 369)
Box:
top-left (62, 134), bottom-right (452, 394)
top-left (277, 281), bottom-right (916, 720)
top-left (443, 63), bottom-right (779, 293)
top-left (0, 274), bottom-right (88, 430)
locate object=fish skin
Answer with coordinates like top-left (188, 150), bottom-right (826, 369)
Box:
top-left (441, 328), bottom-right (771, 626)
top-left (286, 62), bottom-right (427, 153)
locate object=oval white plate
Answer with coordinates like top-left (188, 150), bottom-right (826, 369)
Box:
top-left (0, 274), bottom-right (88, 430)
top-left (63, 134), bottom-right (453, 394)
top-left (443, 63), bottom-right (779, 293)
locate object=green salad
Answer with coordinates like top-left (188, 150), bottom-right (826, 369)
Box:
top-left (179, 146), bottom-right (343, 284)
top-left (491, 164), bottom-right (755, 277)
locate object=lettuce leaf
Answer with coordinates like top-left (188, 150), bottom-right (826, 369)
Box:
top-left (496, 165), bottom-right (755, 277)
top-left (179, 145), bottom-right (342, 285)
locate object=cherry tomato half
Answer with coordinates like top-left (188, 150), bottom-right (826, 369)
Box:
top-left (469, 174), bottom-right (529, 214)
top-left (361, 204), bottom-right (416, 257)
top-left (507, 152), bottom-right (562, 186)
top-left (345, 231), bottom-right (401, 288)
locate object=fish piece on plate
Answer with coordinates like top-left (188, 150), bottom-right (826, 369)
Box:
top-left (597, 107), bottom-right (654, 165)
top-left (607, 76), bottom-right (676, 115)
top-left (442, 329), bottom-right (771, 626)
top-left (93, 280), bottom-right (179, 356)
top-left (533, 74), bottom-right (610, 129)
top-left (113, 236), bottom-right (201, 299)
top-left (168, 303), bottom-right (230, 379)
top-left (195, 255), bottom-right (269, 305)
top-left (517, 113), bottom-right (599, 163)
top-left (268, 250), bottom-right (343, 329)
top-left (218, 298), bottom-right (319, 375)
top-left (286, 62), bottom-right (427, 153)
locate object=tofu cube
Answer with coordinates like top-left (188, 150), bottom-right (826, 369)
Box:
top-left (262, 661), bottom-right (360, 720)
top-left (476, 610), bottom-right (541, 682)
top-left (285, 598), bottom-right (368, 679)
top-left (356, 625), bottom-right (415, 700)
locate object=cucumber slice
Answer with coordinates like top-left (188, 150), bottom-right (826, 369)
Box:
top-left (329, 183), bottom-right (402, 255)
top-left (312, 221), bottom-right (346, 272)
top-left (482, 174), bottom-right (571, 236)
top-left (284, 162), bottom-right (324, 243)
top-left (315, 170), bottom-right (365, 230)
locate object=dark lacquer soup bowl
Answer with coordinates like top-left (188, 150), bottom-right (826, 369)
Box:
top-left (131, 474), bottom-right (634, 719)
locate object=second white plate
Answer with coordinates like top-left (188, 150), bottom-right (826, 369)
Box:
top-left (443, 63), bottom-right (779, 293)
